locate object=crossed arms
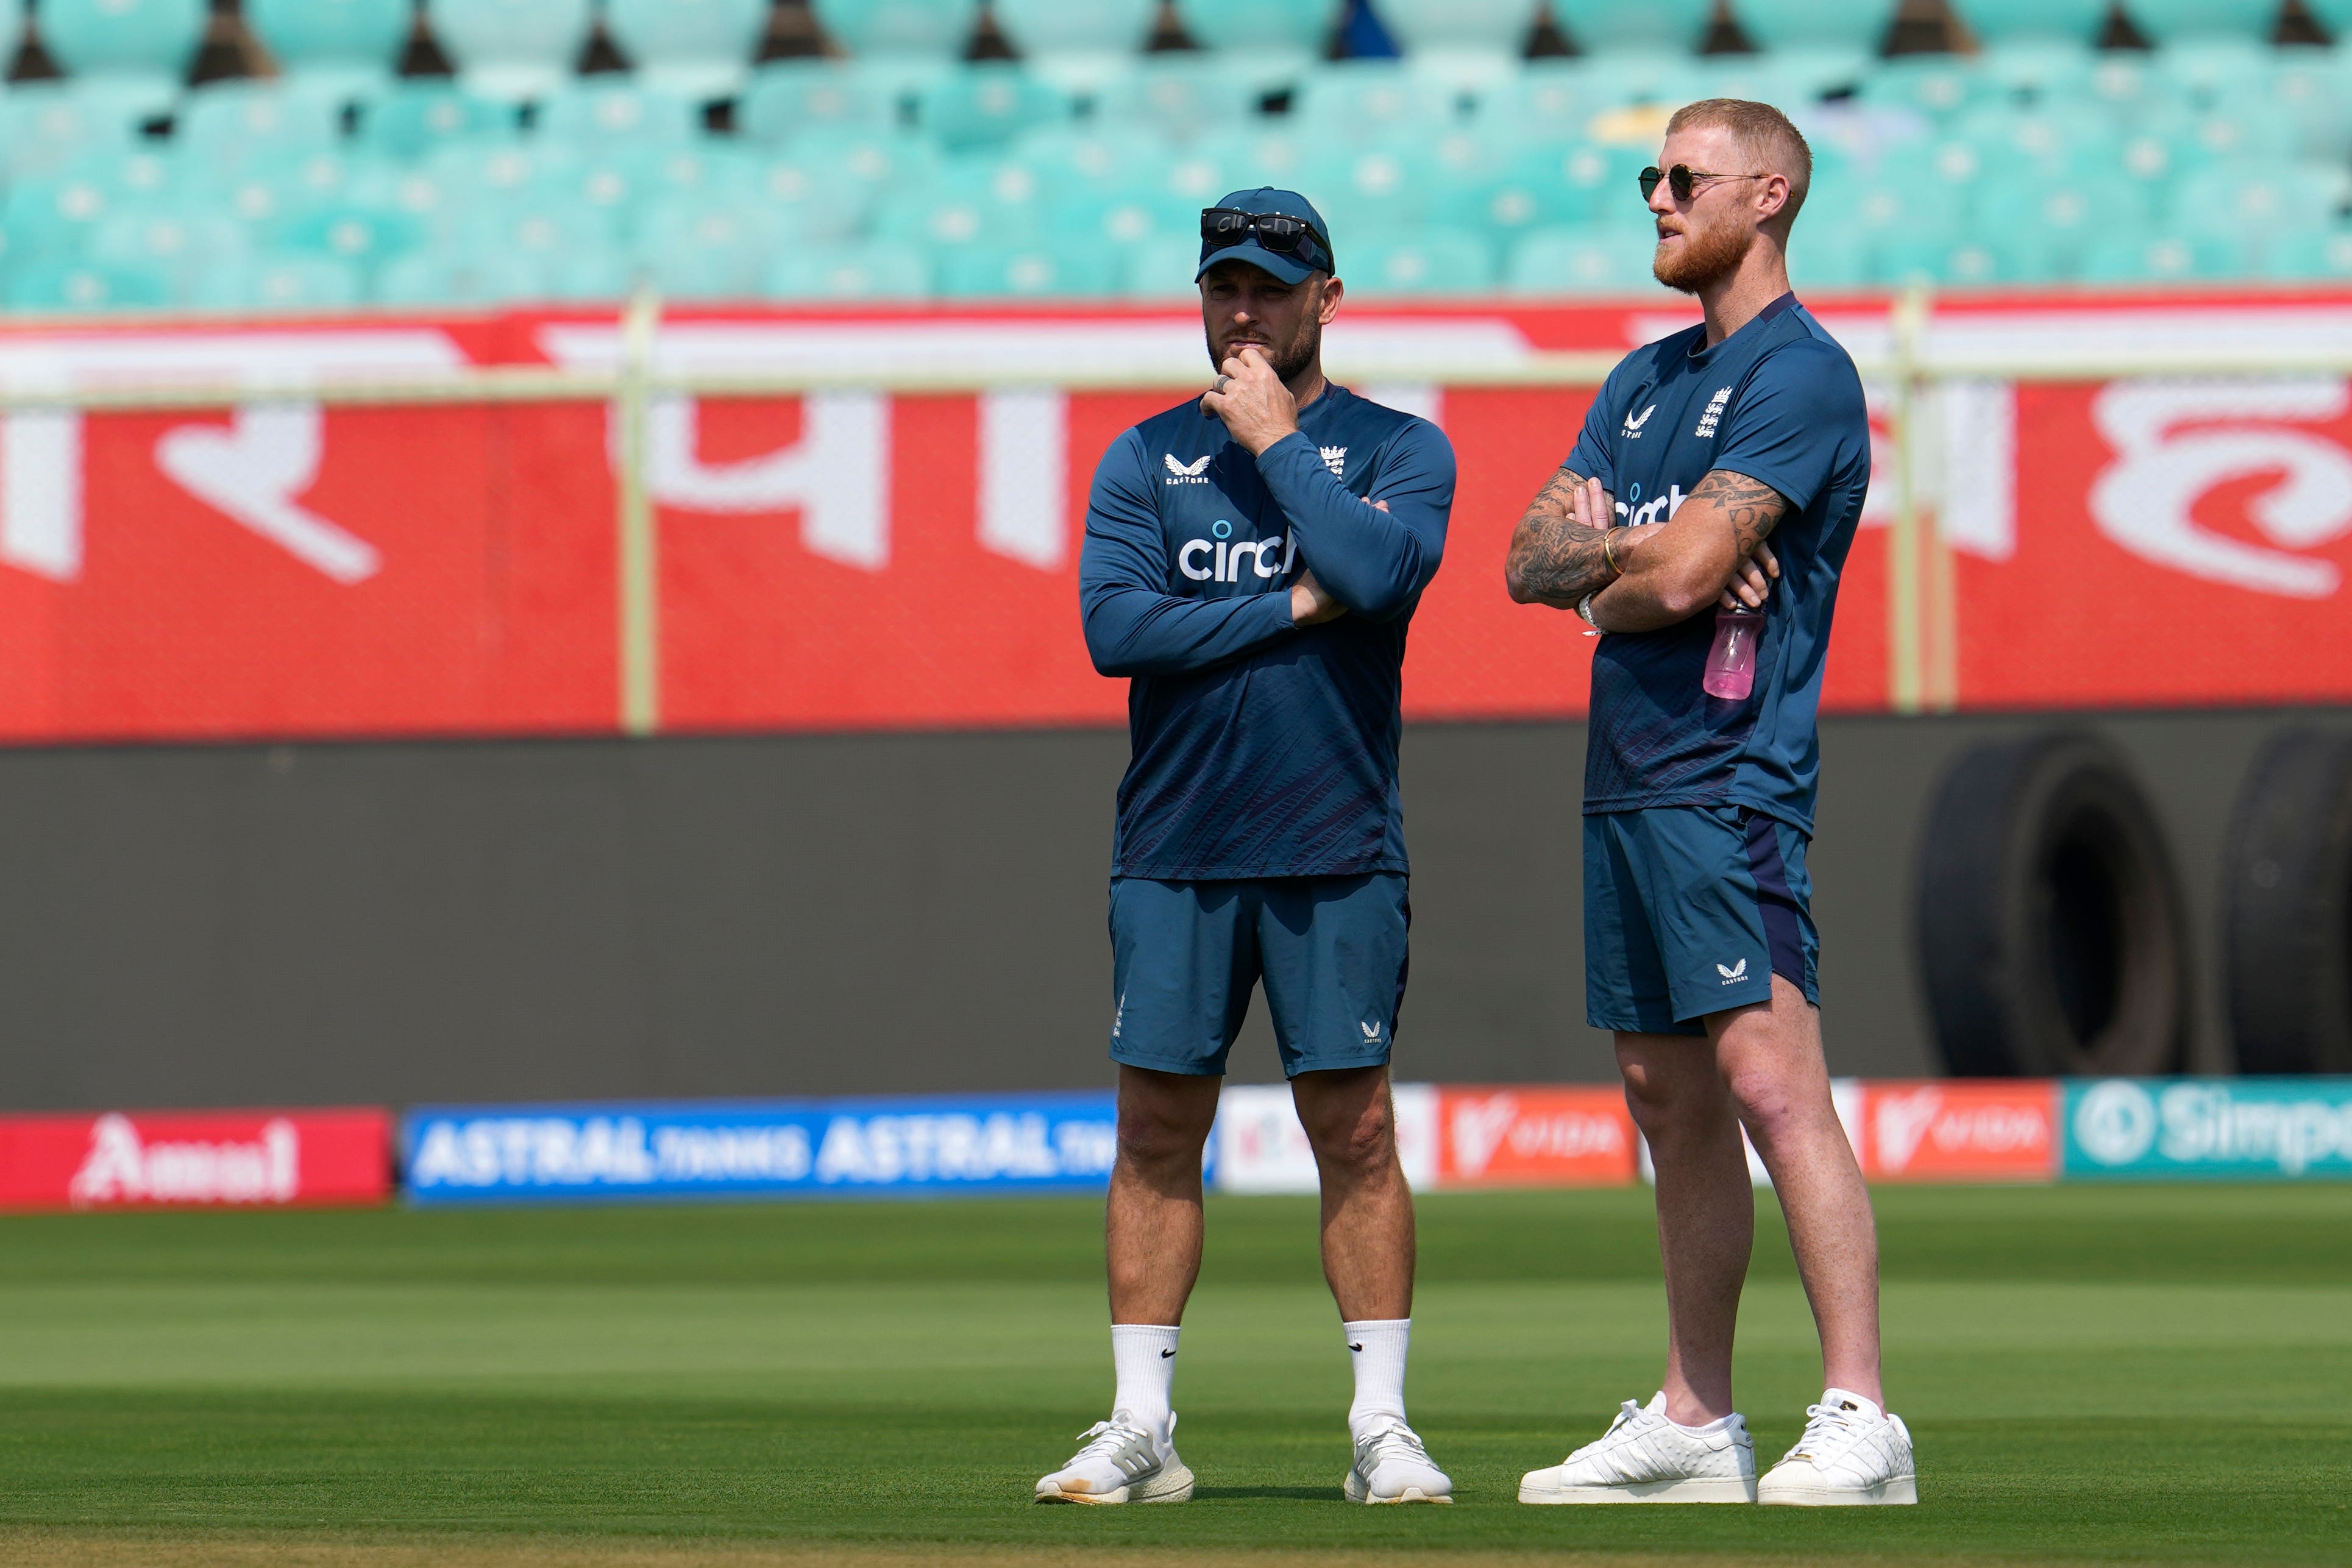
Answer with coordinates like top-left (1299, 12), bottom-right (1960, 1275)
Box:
top-left (1504, 466), bottom-right (1786, 633)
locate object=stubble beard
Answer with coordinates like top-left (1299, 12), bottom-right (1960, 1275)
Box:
top-left (1206, 305), bottom-right (1323, 386)
top-left (1653, 216), bottom-right (1755, 294)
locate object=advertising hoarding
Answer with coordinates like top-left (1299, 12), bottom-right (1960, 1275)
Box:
top-left (2063, 1078), bottom-right (2352, 1181)
top-left (1861, 1080), bottom-right (2059, 1183)
top-left (1435, 1085), bottom-right (1636, 1187)
top-left (3, 294), bottom-right (2350, 746)
top-left (0, 1108), bottom-right (391, 1210)
top-left (402, 1091), bottom-right (1123, 1205)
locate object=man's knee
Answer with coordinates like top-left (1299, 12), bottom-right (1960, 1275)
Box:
top-left (1619, 1048), bottom-right (1724, 1142)
top-left (1116, 1074), bottom-right (1217, 1169)
top-left (1295, 1074), bottom-right (1397, 1176)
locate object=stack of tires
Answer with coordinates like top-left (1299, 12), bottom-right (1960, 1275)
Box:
top-left (1916, 728), bottom-right (2352, 1077)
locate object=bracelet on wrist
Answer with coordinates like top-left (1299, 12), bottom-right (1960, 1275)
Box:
top-left (1576, 593), bottom-right (1599, 628)
top-left (1601, 527), bottom-right (1624, 576)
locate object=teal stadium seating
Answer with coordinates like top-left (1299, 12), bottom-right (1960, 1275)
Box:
top-left (244, 0), bottom-right (412, 102)
top-left (424, 0), bottom-right (595, 102)
top-left (0, 0), bottom-right (2344, 312)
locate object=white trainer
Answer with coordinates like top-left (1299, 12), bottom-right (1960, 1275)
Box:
top-left (1519, 1392), bottom-right (1757, 1504)
top-left (1033, 1410), bottom-right (1195, 1505)
top-left (1757, 1389), bottom-right (1917, 1506)
top-left (1343, 1417), bottom-right (1453, 1504)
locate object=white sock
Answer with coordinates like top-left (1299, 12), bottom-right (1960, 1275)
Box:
top-left (1344, 1318), bottom-right (1410, 1436)
top-left (1110, 1324), bottom-right (1179, 1442)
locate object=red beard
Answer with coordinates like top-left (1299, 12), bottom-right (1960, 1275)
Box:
top-left (1653, 218), bottom-right (1755, 294)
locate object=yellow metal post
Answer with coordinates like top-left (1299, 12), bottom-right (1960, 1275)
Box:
top-left (616, 286), bottom-right (661, 738)
top-left (1886, 282), bottom-right (1931, 716)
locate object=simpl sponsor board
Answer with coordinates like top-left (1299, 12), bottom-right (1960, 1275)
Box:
top-left (1862, 1080), bottom-right (2058, 1182)
top-left (2066, 1078), bottom-right (2352, 1180)
top-left (402, 1093), bottom-right (1123, 1204)
top-left (1438, 1087), bottom-right (1636, 1187)
top-left (1213, 1084), bottom-right (1438, 1195)
top-left (0, 1109), bottom-right (391, 1210)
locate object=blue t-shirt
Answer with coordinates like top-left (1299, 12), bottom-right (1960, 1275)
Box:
top-left (1566, 293), bottom-right (1870, 834)
top-left (1079, 385), bottom-right (1454, 879)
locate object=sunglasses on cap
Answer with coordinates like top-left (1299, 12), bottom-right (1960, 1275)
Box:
top-left (1640, 164), bottom-right (1770, 202)
top-left (1200, 207), bottom-right (1331, 270)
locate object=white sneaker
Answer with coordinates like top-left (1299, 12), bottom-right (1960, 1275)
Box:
top-left (1519, 1392), bottom-right (1757, 1504)
top-left (1757, 1389), bottom-right (1916, 1506)
top-left (1033, 1410), bottom-right (1194, 1505)
top-left (1343, 1417), bottom-right (1453, 1504)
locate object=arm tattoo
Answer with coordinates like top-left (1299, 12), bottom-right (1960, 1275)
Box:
top-left (1505, 467), bottom-right (1616, 608)
top-left (1692, 468), bottom-right (1787, 559)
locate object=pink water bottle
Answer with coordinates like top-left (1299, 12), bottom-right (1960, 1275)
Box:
top-left (1702, 607), bottom-right (1761, 700)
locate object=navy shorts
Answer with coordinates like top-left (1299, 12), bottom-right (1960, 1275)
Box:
top-left (1583, 804), bottom-right (1819, 1036)
top-left (1107, 873), bottom-right (1409, 1078)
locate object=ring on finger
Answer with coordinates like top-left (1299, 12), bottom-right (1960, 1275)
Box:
top-left (1215, 374), bottom-right (1232, 392)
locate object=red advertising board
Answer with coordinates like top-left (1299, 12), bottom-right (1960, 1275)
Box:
top-left (1, 292), bottom-right (2348, 745)
top-left (1858, 1080), bottom-right (2059, 1184)
top-left (0, 1108), bottom-right (393, 1210)
top-left (1437, 1085), bottom-right (1638, 1187)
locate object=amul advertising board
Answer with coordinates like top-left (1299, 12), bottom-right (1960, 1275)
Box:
top-left (0, 1108), bottom-right (392, 1210)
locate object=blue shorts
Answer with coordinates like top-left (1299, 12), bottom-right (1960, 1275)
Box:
top-left (1583, 805), bottom-right (1819, 1036)
top-left (1107, 873), bottom-right (1409, 1078)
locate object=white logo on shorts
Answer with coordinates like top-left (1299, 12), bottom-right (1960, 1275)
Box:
top-left (1360, 1020), bottom-right (1384, 1041)
top-left (1717, 959), bottom-right (1749, 984)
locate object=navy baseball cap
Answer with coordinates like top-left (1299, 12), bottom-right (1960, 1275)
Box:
top-left (1195, 188), bottom-right (1335, 285)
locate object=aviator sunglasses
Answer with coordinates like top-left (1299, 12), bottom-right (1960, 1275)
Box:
top-left (1640, 164), bottom-right (1770, 202)
top-left (1200, 207), bottom-right (1332, 271)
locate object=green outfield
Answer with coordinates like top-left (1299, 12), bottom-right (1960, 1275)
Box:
top-left (0, 1185), bottom-right (2347, 1567)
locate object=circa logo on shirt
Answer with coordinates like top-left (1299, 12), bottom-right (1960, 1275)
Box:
top-left (1621, 403), bottom-right (1658, 439)
top-left (1164, 453), bottom-right (1212, 484)
top-left (1179, 527), bottom-right (1296, 584)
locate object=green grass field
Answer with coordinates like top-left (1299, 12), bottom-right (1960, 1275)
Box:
top-left (1, 1184), bottom-right (2347, 1567)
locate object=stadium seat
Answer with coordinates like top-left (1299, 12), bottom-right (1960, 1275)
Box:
top-left (2173, 160), bottom-right (2351, 236)
top-left (188, 254), bottom-right (364, 313)
top-left (1098, 58), bottom-right (1263, 137)
top-left (2261, 227), bottom-right (2352, 281)
top-left (273, 203), bottom-right (427, 280)
top-left (2267, 48), bottom-right (2352, 161)
top-left (766, 241), bottom-right (932, 300)
top-left (2, 172), bottom-right (125, 263)
top-left (0, 83), bottom-right (145, 182)
top-left (2126, 0), bottom-right (2277, 41)
top-left (740, 152), bottom-right (878, 243)
top-left (603, 0), bottom-right (768, 100)
top-left (1174, 0), bottom-right (1337, 92)
top-left (1872, 231), bottom-right (2025, 287)
top-left (807, 0), bottom-right (975, 94)
top-left (737, 62), bottom-right (900, 144)
top-left (178, 84), bottom-right (344, 172)
top-left (423, 0), bottom-right (596, 103)
top-left (541, 247), bottom-right (636, 300)
top-left (990, 0), bottom-right (1158, 90)
top-left (1302, 143), bottom-right (1436, 238)
top-left (936, 243), bottom-right (1124, 298)
top-left (244, 0), bottom-right (413, 102)
top-left (1343, 230), bottom-right (1495, 296)
top-left (635, 198), bottom-right (776, 299)
top-left (1194, 122), bottom-right (1314, 191)
top-left (1505, 225), bottom-right (1659, 294)
top-left (356, 82), bottom-right (520, 160)
top-left (1954, 0), bottom-right (2108, 45)
top-left (1122, 230), bottom-right (1210, 297)
top-left (916, 66), bottom-right (1070, 152)
top-left (38, 0), bottom-right (208, 118)
top-left (1374, 0), bottom-right (1540, 88)
top-left (1564, 0), bottom-right (1713, 51)
top-left (872, 160), bottom-right (1047, 257)
top-left (373, 246), bottom-right (544, 305)
top-left (1735, 0), bottom-right (1895, 52)
top-left (1785, 227), bottom-right (1874, 290)
top-left (1292, 62), bottom-right (1459, 139)
top-left (2, 258), bottom-right (173, 312)
top-left (533, 82), bottom-right (703, 147)
top-left (2078, 230), bottom-right (2249, 283)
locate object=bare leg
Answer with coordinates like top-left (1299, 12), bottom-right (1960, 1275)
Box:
top-left (1290, 1064), bottom-right (1414, 1320)
top-left (1618, 1032), bottom-right (1752, 1425)
top-left (1711, 975), bottom-right (1882, 1404)
top-left (1106, 1064), bottom-right (1223, 1324)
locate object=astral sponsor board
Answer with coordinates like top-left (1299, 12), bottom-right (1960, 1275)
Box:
top-left (1861, 1080), bottom-right (2059, 1182)
top-left (5, 293), bottom-right (2352, 747)
top-left (0, 1108), bottom-right (391, 1210)
top-left (1212, 1083), bottom-right (1438, 1196)
top-left (1437, 1086), bottom-right (1636, 1187)
top-left (400, 1092), bottom-right (1122, 1204)
top-left (2064, 1078), bottom-right (2352, 1180)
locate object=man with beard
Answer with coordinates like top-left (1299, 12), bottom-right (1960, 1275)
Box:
top-left (1036, 190), bottom-right (1455, 1508)
top-left (1504, 101), bottom-right (1914, 1506)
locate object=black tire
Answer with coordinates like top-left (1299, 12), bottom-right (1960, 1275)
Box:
top-left (2222, 728), bottom-right (2352, 1075)
top-left (1915, 731), bottom-right (2190, 1078)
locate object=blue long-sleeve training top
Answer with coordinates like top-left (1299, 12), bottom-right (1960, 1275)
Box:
top-left (1079, 383), bottom-right (1455, 879)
